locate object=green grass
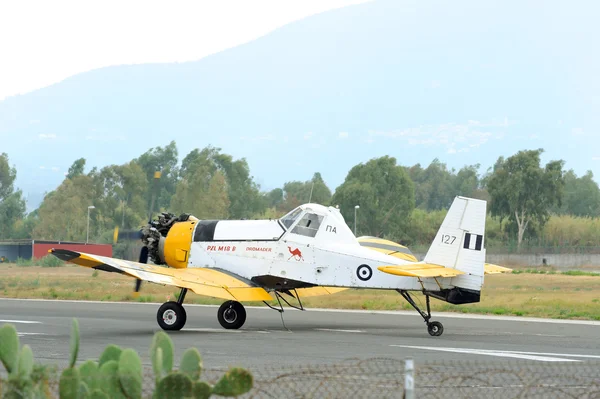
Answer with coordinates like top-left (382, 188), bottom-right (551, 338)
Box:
top-left (1, 263), bottom-right (599, 321)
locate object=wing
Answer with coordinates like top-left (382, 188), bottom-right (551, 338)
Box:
top-left (358, 236), bottom-right (419, 262)
top-left (293, 287), bottom-right (348, 298)
top-left (377, 263), bottom-right (465, 278)
top-left (50, 249), bottom-right (272, 302)
top-left (484, 263), bottom-right (513, 274)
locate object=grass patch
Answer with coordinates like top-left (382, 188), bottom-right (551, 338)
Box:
top-left (14, 255), bottom-right (65, 268)
top-left (0, 263), bottom-right (599, 321)
top-left (512, 267), bottom-right (600, 277)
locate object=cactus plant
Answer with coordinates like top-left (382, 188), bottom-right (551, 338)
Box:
top-left (179, 348), bottom-right (202, 381)
top-left (78, 360), bottom-right (100, 393)
top-left (59, 367), bottom-right (81, 399)
top-left (211, 367), bottom-right (253, 397)
top-left (150, 331), bottom-right (173, 379)
top-left (149, 332), bottom-right (253, 398)
top-left (0, 319), bottom-right (254, 399)
top-left (155, 372), bottom-right (193, 398)
top-left (0, 324), bottom-right (19, 374)
top-left (69, 319), bottom-right (80, 369)
top-left (98, 344), bottom-right (122, 366)
top-left (0, 323), bottom-right (56, 399)
top-left (118, 348), bottom-right (143, 399)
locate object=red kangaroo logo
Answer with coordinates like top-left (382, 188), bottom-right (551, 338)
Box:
top-left (288, 246), bottom-right (304, 261)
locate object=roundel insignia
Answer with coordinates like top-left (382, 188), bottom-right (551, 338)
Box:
top-left (356, 264), bottom-right (373, 281)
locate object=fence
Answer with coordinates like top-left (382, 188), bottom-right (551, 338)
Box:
top-left (3, 357), bottom-right (600, 398)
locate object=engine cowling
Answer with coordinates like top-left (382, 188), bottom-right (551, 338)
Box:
top-left (141, 212), bottom-right (197, 268)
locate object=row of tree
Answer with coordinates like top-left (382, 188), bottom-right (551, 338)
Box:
top-left (1, 143), bottom-right (599, 250)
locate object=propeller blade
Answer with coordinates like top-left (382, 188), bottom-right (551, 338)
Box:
top-left (113, 227), bottom-right (143, 244)
top-left (132, 246), bottom-right (149, 298)
top-left (148, 170), bottom-right (161, 223)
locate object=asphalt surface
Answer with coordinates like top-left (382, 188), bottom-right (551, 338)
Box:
top-left (2, 298), bottom-right (600, 397)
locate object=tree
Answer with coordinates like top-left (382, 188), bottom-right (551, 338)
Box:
top-left (405, 159), bottom-right (456, 211)
top-left (88, 162), bottom-right (149, 232)
top-left (331, 156), bottom-right (415, 239)
top-left (170, 157), bottom-right (230, 219)
top-left (134, 141), bottom-right (179, 214)
top-left (0, 153), bottom-right (17, 200)
top-left (33, 175), bottom-right (96, 241)
top-left (179, 146), bottom-right (265, 219)
top-left (0, 153), bottom-right (26, 239)
top-left (487, 149), bottom-right (565, 249)
top-left (277, 172), bottom-right (333, 213)
top-left (556, 170), bottom-right (600, 217)
top-left (66, 158), bottom-right (86, 179)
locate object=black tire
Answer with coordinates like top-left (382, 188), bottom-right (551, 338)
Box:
top-left (217, 301), bottom-right (246, 330)
top-left (427, 321), bottom-right (444, 337)
top-left (157, 301), bottom-right (187, 331)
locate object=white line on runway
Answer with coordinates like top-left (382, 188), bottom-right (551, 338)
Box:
top-left (492, 350), bottom-right (600, 359)
top-left (17, 332), bottom-right (46, 336)
top-left (0, 319), bottom-right (42, 324)
top-left (3, 298), bottom-right (600, 326)
top-left (183, 328), bottom-right (275, 334)
top-left (183, 328), bottom-right (244, 333)
top-left (390, 345), bottom-right (582, 362)
top-left (315, 328), bottom-right (364, 333)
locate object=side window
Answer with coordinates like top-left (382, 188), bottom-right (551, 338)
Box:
top-left (291, 213), bottom-right (323, 238)
top-left (280, 208), bottom-right (303, 229)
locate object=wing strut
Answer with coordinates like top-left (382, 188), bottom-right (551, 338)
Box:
top-left (262, 289), bottom-right (306, 331)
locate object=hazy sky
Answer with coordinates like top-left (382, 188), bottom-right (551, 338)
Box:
top-left (0, 0), bottom-right (370, 101)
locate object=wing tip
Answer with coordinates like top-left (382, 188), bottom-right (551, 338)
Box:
top-left (48, 248), bottom-right (82, 262)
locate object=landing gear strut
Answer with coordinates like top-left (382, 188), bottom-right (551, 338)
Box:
top-left (398, 290), bottom-right (444, 337)
top-left (157, 288), bottom-right (188, 331)
top-left (217, 300), bottom-right (247, 329)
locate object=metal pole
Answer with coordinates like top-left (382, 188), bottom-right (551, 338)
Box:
top-left (404, 357), bottom-right (414, 399)
top-left (86, 207), bottom-right (90, 244)
top-left (354, 207), bottom-right (357, 235)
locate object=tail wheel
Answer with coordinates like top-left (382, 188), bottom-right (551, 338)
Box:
top-left (157, 301), bottom-right (187, 331)
top-left (217, 300), bottom-right (246, 329)
top-left (427, 321), bottom-right (444, 337)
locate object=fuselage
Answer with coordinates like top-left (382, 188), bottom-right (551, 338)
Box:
top-left (178, 205), bottom-right (454, 292)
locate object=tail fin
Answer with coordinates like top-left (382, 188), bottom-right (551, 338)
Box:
top-left (423, 196), bottom-right (487, 292)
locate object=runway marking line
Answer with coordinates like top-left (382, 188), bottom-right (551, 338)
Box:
top-left (315, 328), bottom-right (364, 333)
top-left (0, 319), bottom-right (42, 324)
top-left (183, 328), bottom-right (275, 334)
top-left (2, 298), bottom-right (600, 326)
top-left (390, 345), bottom-right (586, 362)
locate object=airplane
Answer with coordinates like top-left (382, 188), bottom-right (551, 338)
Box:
top-left (49, 195), bottom-right (511, 337)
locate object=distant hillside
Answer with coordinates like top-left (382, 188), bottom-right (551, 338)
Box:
top-left (1, 0), bottom-right (598, 212)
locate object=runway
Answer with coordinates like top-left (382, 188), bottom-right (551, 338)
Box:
top-left (2, 298), bottom-right (600, 370)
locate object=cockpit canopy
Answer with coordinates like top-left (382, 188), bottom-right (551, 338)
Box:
top-left (279, 203), bottom-right (348, 239)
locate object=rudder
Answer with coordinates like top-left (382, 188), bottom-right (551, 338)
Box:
top-left (423, 196), bottom-right (487, 292)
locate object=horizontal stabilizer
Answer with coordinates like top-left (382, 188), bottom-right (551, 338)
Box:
top-left (484, 263), bottom-right (512, 274)
top-left (49, 248), bottom-right (272, 302)
top-left (377, 263), bottom-right (465, 278)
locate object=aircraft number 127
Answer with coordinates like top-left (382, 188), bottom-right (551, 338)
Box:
top-left (441, 234), bottom-right (456, 245)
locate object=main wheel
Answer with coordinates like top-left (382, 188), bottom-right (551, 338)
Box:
top-left (217, 301), bottom-right (246, 329)
top-left (157, 301), bottom-right (187, 331)
top-left (427, 321), bottom-right (444, 337)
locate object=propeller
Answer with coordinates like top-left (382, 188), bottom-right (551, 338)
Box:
top-left (113, 170), bottom-right (162, 298)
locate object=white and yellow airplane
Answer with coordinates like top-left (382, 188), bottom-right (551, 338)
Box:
top-left (50, 196), bottom-right (511, 337)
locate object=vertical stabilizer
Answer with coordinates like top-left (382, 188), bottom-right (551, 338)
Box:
top-left (423, 196), bottom-right (487, 291)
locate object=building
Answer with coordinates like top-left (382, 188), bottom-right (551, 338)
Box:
top-left (0, 239), bottom-right (112, 262)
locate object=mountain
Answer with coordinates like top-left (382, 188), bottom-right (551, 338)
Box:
top-left (1, 0), bottom-right (598, 212)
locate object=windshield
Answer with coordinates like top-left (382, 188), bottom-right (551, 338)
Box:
top-left (280, 207), bottom-right (303, 229)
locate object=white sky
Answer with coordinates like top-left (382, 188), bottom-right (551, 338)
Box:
top-left (0, 0), bottom-right (370, 101)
